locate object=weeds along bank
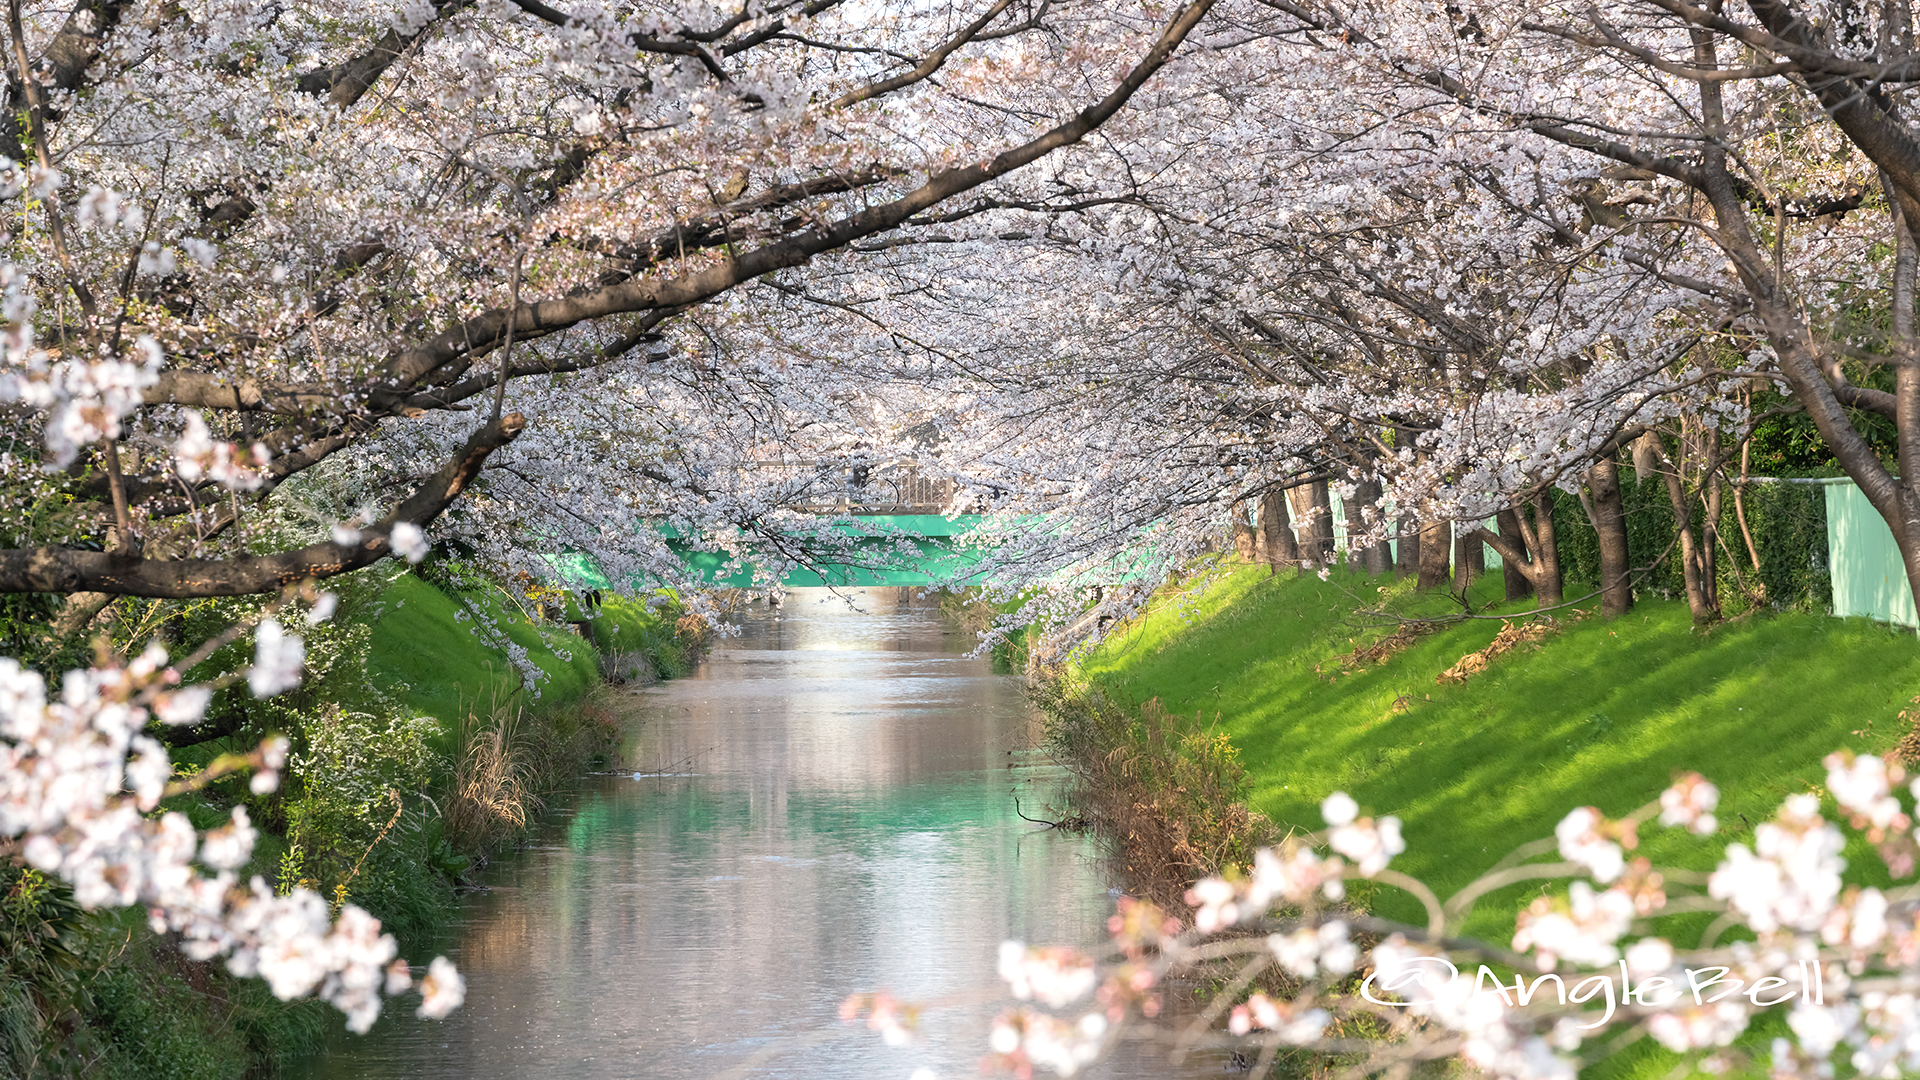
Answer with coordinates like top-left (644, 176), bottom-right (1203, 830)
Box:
top-left (1042, 565), bottom-right (1920, 940)
top-left (1030, 567), bottom-right (1920, 1077)
top-left (0, 562), bottom-right (704, 1078)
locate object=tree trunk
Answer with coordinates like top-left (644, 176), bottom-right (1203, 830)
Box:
top-left (1306, 479), bottom-right (1336, 565)
top-left (1231, 501), bottom-right (1256, 563)
top-left (1654, 431), bottom-right (1721, 623)
top-left (1259, 490), bottom-right (1299, 574)
top-left (1496, 508), bottom-right (1533, 602)
top-left (1453, 527), bottom-right (1484, 591)
top-left (1417, 519), bottom-right (1451, 590)
top-left (1630, 431), bottom-right (1662, 483)
top-left (1394, 512), bottom-right (1420, 577)
top-left (1589, 454), bottom-right (1634, 617)
top-left (1345, 475), bottom-right (1392, 573)
top-left (1472, 494), bottom-right (1562, 607)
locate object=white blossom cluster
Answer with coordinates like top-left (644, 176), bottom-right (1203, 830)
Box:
top-left (847, 756), bottom-right (1920, 1080)
top-left (0, 631), bottom-right (461, 1032)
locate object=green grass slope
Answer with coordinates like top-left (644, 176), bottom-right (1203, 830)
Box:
top-left (1076, 564), bottom-right (1920, 934)
top-left (365, 575), bottom-right (604, 724)
top-left (1076, 564), bottom-right (1920, 1078)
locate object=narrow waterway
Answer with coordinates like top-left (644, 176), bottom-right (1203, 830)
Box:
top-left (302, 588), bottom-right (1205, 1079)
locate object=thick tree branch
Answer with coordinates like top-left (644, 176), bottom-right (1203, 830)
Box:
top-left (0, 414), bottom-right (525, 597)
top-left (380, 0), bottom-right (1220, 391)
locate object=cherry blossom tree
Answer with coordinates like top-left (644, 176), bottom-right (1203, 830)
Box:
top-left (0, 0), bottom-right (1230, 1033)
top-left (0, 0), bottom-right (1220, 616)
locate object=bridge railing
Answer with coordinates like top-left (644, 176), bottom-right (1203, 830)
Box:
top-left (743, 459), bottom-right (971, 515)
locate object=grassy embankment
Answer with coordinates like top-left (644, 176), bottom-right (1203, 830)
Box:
top-left (10, 571), bottom-right (698, 1079)
top-left (1064, 563), bottom-right (1920, 1077)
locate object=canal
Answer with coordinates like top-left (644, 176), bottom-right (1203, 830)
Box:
top-left (300, 588), bottom-right (1195, 1078)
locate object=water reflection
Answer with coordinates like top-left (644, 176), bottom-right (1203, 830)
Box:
top-left (302, 588), bottom-right (1198, 1079)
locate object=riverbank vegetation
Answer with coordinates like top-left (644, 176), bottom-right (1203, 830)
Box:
top-left (1023, 559), bottom-right (1920, 1078)
top-left (1055, 563), bottom-right (1920, 932)
top-left (0, 566), bottom-right (700, 1077)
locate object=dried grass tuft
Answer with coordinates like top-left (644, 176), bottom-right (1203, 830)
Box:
top-left (442, 706), bottom-right (543, 858)
top-left (1034, 679), bottom-right (1273, 912)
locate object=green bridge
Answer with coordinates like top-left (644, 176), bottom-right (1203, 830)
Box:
top-left (554, 514), bottom-right (989, 590)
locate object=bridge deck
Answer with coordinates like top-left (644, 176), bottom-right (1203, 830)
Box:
top-left (555, 514), bottom-right (987, 589)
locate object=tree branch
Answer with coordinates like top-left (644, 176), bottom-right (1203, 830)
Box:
top-left (0, 413), bottom-right (526, 597)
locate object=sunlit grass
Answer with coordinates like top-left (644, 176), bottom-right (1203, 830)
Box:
top-left (1075, 561), bottom-right (1920, 1076)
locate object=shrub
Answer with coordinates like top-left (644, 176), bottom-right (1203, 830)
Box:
top-left (1032, 675), bottom-right (1273, 910)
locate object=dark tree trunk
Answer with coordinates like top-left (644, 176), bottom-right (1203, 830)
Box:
top-left (1395, 512), bottom-right (1420, 577)
top-left (1258, 490), bottom-right (1299, 574)
top-left (1417, 520), bottom-right (1451, 590)
top-left (1589, 454), bottom-right (1634, 617)
top-left (1630, 431), bottom-right (1662, 482)
top-left (1345, 475), bottom-right (1392, 573)
top-left (1653, 432), bottom-right (1722, 623)
top-left (1473, 493), bottom-right (1562, 607)
top-left (1453, 527), bottom-right (1484, 591)
top-left (1231, 501), bottom-right (1256, 563)
top-left (1305, 479), bottom-right (1336, 565)
top-left (1496, 508), bottom-right (1533, 601)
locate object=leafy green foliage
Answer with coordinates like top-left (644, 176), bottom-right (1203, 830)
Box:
top-left (1552, 472), bottom-right (1830, 613)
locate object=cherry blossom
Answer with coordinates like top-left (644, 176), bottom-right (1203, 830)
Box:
top-left (247, 620), bottom-right (305, 698)
top-left (1659, 773), bottom-right (1720, 835)
top-left (1555, 806), bottom-right (1627, 883)
top-left (0, 646), bottom-right (459, 1032)
top-left (998, 942), bottom-right (1098, 1009)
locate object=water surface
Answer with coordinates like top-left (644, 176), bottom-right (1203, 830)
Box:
top-left (302, 589), bottom-right (1198, 1078)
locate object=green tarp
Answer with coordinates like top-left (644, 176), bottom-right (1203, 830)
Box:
top-left (1824, 479), bottom-right (1918, 628)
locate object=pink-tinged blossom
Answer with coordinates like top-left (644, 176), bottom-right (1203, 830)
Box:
top-left (251, 736), bottom-right (288, 795)
top-left (152, 685), bottom-right (211, 725)
top-left (199, 806), bottom-right (256, 871)
top-left (416, 956), bottom-right (466, 1020)
top-left (36, 341), bottom-right (161, 467)
top-left (1623, 936), bottom-right (1675, 978)
top-left (1646, 1001), bottom-right (1751, 1054)
top-left (1659, 773), bottom-right (1720, 835)
top-left (1786, 1002), bottom-right (1857, 1060)
top-left (1321, 791), bottom-right (1358, 827)
top-left (390, 522), bottom-right (430, 563)
top-left (1511, 881), bottom-right (1635, 970)
top-left (1825, 753), bottom-right (1908, 834)
top-left (1185, 875), bottom-right (1240, 933)
top-left (1329, 812), bottom-right (1404, 876)
top-left (75, 186), bottom-right (137, 231)
top-left (248, 620), bottom-right (304, 698)
top-left (384, 959), bottom-right (413, 996)
top-left (840, 991), bottom-right (916, 1046)
top-left (987, 1009), bottom-right (1107, 1077)
top-left (1247, 843), bottom-right (1346, 906)
top-left (1821, 887), bottom-right (1891, 957)
top-left (999, 942), bottom-right (1097, 1008)
top-left (1709, 794), bottom-right (1846, 933)
top-left (305, 592), bottom-right (338, 625)
top-left (173, 411), bottom-right (271, 492)
top-left (181, 238), bottom-right (218, 267)
top-left (1266, 920), bottom-right (1357, 979)
top-left (1227, 993), bottom-right (1329, 1043)
top-left (1556, 807), bottom-right (1625, 883)
top-left (0, 650), bottom-right (455, 1031)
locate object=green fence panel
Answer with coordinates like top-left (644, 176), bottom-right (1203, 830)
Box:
top-left (1825, 479), bottom-right (1917, 628)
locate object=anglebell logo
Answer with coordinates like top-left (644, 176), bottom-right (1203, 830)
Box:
top-left (1360, 956), bottom-right (1826, 1029)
